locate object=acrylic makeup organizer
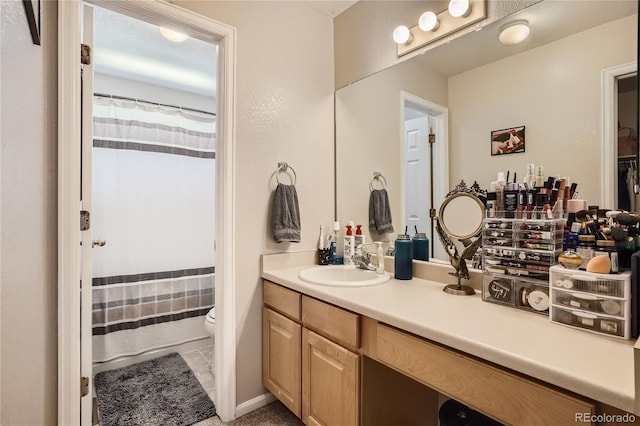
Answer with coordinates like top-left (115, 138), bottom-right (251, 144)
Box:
top-left (275, 162), bottom-right (297, 185)
top-left (481, 217), bottom-right (566, 315)
top-left (549, 265), bottom-right (631, 339)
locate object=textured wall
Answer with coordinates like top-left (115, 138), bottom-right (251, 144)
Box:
top-left (174, 1), bottom-right (335, 407)
top-left (1, 1), bottom-right (58, 424)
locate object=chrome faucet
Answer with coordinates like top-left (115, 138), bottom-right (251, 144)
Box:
top-left (352, 244), bottom-right (384, 274)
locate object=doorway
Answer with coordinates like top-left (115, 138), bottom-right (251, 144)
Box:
top-left (401, 92), bottom-right (449, 263)
top-left (57, 2), bottom-right (237, 424)
top-left (602, 62), bottom-right (637, 209)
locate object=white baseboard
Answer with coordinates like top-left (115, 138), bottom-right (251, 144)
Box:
top-left (235, 392), bottom-right (277, 418)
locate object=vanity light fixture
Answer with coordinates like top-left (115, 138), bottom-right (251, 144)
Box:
top-left (394, 0), bottom-right (486, 57)
top-left (418, 11), bottom-right (439, 32)
top-left (393, 25), bottom-right (413, 45)
top-left (159, 27), bottom-right (189, 43)
top-left (448, 0), bottom-right (471, 18)
top-left (498, 20), bottom-right (530, 45)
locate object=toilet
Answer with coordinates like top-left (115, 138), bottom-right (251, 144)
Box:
top-left (204, 307), bottom-right (215, 344)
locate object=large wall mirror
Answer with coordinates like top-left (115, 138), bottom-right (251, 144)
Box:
top-left (335, 0), bottom-right (637, 263)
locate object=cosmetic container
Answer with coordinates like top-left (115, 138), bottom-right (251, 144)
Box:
top-left (412, 232), bottom-right (429, 261)
top-left (343, 224), bottom-right (355, 266)
top-left (495, 172), bottom-right (506, 218)
top-left (394, 233), bottom-right (413, 280)
top-left (576, 235), bottom-right (595, 269)
top-left (354, 224), bottom-right (365, 248)
top-left (596, 240), bottom-right (619, 273)
top-left (558, 240), bottom-right (582, 270)
top-left (329, 221), bottom-right (343, 265)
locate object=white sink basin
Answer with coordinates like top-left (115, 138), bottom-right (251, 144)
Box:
top-left (298, 265), bottom-right (390, 287)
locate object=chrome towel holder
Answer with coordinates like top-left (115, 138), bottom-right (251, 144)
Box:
top-left (276, 162), bottom-right (297, 185)
top-left (369, 171), bottom-right (387, 191)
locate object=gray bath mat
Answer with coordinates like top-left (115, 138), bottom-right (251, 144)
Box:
top-left (94, 352), bottom-right (216, 426)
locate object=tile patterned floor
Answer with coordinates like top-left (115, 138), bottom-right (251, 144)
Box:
top-left (181, 345), bottom-right (216, 403)
top-left (182, 345), bottom-right (303, 425)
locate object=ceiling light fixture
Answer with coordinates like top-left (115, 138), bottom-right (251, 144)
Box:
top-left (418, 11), bottom-right (439, 32)
top-left (159, 27), bottom-right (189, 43)
top-left (393, 25), bottom-right (413, 45)
top-left (393, 0), bottom-right (486, 55)
top-left (448, 0), bottom-right (471, 18)
top-left (498, 20), bottom-right (530, 45)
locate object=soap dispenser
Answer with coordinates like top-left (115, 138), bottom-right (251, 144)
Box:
top-left (374, 242), bottom-right (385, 274)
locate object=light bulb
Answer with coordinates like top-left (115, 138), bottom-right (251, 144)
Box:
top-left (448, 0), bottom-right (471, 18)
top-left (418, 11), bottom-right (439, 32)
top-left (159, 27), bottom-right (189, 43)
top-left (393, 26), bottom-right (413, 45)
top-left (498, 20), bottom-right (530, 45)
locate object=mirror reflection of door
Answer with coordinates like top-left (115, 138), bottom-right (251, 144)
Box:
top-left (402, 95), bottom-right (448, 263)
top-left (617, 73), bottom-right (638, 211)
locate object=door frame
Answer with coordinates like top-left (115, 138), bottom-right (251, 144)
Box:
top-left (57, 1), bottom-right (237, 424)
top-left (601, 61), bottom-right (637, 209)
top-left (400, 91), bottom-right (449, 262)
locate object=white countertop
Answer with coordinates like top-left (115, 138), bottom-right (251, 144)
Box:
top-left (261, 251), bottom-right (638, 414)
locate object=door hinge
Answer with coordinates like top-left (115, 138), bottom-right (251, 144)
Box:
top-left (428, 134), bottom-right (436, 144)
top-left (81, 376), bottom-right (89, 397)
top-left (81, 43), bottom-right (91, 65)
top-left (80, 210), bottom-right (90, 231)
top-left (429, 208), bottom-right (437, 219)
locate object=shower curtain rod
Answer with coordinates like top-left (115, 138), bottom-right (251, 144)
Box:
top-left (94, 92), bottom-right (217, 117)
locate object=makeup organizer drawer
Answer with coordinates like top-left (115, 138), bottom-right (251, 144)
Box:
top-left (482, 218), bottom-right (565, 281)
top-left (482, 273), bottom-right (550, 314)
top-left (549, 265), bottom-right (631, 339)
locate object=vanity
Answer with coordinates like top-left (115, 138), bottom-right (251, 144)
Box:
top-left (261, 251), bottom-right (639, 426)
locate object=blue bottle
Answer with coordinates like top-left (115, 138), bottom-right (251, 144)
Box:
top-left (394, 233), bottom-right (413, 280)
top-left (412, 232), bottom-right (430, 261)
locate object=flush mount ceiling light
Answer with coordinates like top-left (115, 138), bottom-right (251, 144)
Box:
top-left (418, 11), bottom-right (439, 32)
top-left (393, 25), bottom-right (413, 45)
top-left (448, 0), bottom-right (471, 18)
top-left (159, 27), bottom-right (189, 43)
top-left (498, 20), bottom-right (530, 45)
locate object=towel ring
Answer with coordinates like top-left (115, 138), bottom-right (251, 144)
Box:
top-left (276, 162), bottom-right (297, 185)
top-left (369, 172), bottom-right (387, 191)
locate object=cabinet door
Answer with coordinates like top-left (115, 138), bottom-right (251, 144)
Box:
top-left (302, 328), bottom-right (359, 426)
top-left (263, 307), bottom-right (301, 417)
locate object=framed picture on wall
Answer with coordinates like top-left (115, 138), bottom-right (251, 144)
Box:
top-left (491, 126), bottom-right (525, 156)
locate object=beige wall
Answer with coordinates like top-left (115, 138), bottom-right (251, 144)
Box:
top-left (336, 57), bottom-right (448, 245)
top-left (174, 1), bottom-right (335, 406)
top-left (1, 1), bottom-right (58, 425)
top-left (449, 14), bottom-right (637, 206)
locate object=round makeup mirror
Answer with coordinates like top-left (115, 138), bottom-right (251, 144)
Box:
top-left (436, 181), bottom-right (486, 295)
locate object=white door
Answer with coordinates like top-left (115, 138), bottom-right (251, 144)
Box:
top-left (80, 4), bottom-right (95, 425)
top-left (404, 114), bottom-right (430, 238)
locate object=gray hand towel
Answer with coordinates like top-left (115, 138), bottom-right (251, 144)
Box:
top-left (273, 183), bottom-right (301, 243)
top-left (369, 188), bottom-right (394, 235)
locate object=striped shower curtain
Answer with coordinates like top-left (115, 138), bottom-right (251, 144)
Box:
top-left (91, 95), bottom-right (216, 362)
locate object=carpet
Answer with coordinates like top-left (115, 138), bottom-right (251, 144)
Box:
top-left (94, 352), bottom-right (216, 426)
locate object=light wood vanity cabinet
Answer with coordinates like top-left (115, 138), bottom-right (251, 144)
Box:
top-left (263, 280), bottom-right (640, 426)
top-left (263, 281), bottom-right (359, 426)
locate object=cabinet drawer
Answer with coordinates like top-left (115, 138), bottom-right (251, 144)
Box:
top-left (376, 324), bottom-right (595, 426)
top-left (263, 281), bottom-right (301, 321)
top-left (302, 296), bottom-right (359, 349)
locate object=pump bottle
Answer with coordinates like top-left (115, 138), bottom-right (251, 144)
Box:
top-left (343, 224), bottom-right (355, 266)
